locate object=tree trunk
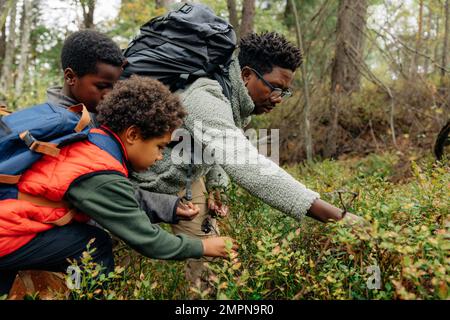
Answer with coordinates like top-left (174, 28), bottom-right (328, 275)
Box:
top-left (0, 0), bottom-right (8, 78)
top-left (0, 20), bottom-right (5, 71)
top-left (331, 0), bottom-right (368, 94)
top-left (290, 0), bottom-right (313, 161)
top-left (80, 0), bottom-right (95, 29)
top-left (423, 4), bottom-right (432, 74)
top-left (327, 0), bottom-right (368, 158)
top-left (226, 0), bottom-right (239, 36)
top-left (15, 0), bottom-right (33, 98)
top-left (0, 1), bottom-right (17, 94)
top-left (412, 0), bottom-right (424, 75)
top-left (441, 0), bottom-right (449, 80)
top-left (240, 0), bottom-right (255, 39)
top-left (0, 0), bottom-right (13, 28)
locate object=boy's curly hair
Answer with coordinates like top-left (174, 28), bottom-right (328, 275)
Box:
top-left (61, 30), bottom-right (124, 76)
top-left (96, 76), bottom-right (186, 138)
top-left (238, 31), bottom-right (302, 74)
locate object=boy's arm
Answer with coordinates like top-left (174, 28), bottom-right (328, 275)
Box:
top-left (66, 174), bottom-right (204, 260)
top-left (134, 188), bottom-right (180, 224)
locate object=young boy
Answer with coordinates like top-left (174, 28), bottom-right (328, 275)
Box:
top-left (48, 29), bottom-right (197, 224)
top-left (0, 75), bottom-right (236, 296)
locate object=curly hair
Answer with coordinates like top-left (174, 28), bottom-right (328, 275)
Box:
top-left (96, 76), bottom-right (186, 139)
top-left (238, 31), bottom-right (302, 74)
top-left (61, 30), bottom-right (125, 76)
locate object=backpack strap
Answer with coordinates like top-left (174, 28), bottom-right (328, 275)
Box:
top-left (0, 174), bottom-right (21, 184)
top-left (17, 191), bottom-right (76, 226)
top-left (68, 104), bottom-right (91, 133)
top-left (16, 104), bottom-right (91, 159)
top-left (19, 130), bottom-right (60, 157)
top-left (0, 105), bottom-right (11, 116)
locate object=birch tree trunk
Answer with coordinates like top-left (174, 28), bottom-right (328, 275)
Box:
top-left (15, 0), bottom-right (33, 98)
top-left (0, 0), bottom-right (13, 73)
top-left (0, 1), bottom-right (17, 94)
top-left (423, 4), bottom-right (432, 74)
top-left (0, 0), bottom-right (14, 28)
top-left (441, 0), bottom-right (449, 81)
top-left (411, 0), bottom-right (424, 75)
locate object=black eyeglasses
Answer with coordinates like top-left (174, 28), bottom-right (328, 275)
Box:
top-left (248, 67), bottom-right (293, 99)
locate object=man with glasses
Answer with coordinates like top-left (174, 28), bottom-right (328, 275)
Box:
top-left (132, 31), bottom-right (363, 289)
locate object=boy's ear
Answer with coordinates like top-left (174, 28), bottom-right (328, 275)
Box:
top-left (124, 125), bottom-right (142, 145)
top-left (64, 68), bottom-right (77, 86)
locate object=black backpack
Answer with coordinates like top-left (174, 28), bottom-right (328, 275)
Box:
top-left (121, 2), bottom-right (237, 100)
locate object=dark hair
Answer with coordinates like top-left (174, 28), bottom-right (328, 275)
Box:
top-left (238, 31), bottom-right (302, 74)
top-left (61, 30), bottom-right (125, 76)
top-left (96, 75), bottom-right (186, 139)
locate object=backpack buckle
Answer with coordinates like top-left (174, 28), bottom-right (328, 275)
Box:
top-left (178, 3), bottom-right (193, 14)
top-left (19, 130), bottom-right (36, 148)
top-left (19, 130), bottom-right (60, 157)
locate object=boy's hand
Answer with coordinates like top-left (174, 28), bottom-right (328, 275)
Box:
top-left (208, 189), bottom-right (229, 217)
top-left (202, 237), bottom-right (237, 258)
top-left (176, 201), bottom-right (200, 220)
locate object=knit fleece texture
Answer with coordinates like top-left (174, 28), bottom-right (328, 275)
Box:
top-left (132, 57), bottom-right (320, 221)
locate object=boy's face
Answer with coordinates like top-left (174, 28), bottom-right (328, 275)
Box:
top-left (121, 128), bottom-right (172, 172)
top-left (64, 62), bottom-right (123, 112)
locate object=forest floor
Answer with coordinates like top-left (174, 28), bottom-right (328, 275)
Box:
top-left (54, 151), bottom-right (449, 300)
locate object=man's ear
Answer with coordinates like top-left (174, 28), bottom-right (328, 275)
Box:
top-left (124, 125), bottom-right (141, 145)
top-left (241, 67), bottom-right (252, 85)
top-left (64, 68), bottom-right (77, 86)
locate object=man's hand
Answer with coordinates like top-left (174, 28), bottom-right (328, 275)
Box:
top-left (341, 211), bottom-right (368, 227)
top-left (306, 199), bottom-right (368, 226)
top-left (208, 189), bottom-right (229, 217)
top-left (176, 201), bottom-right (200, 220)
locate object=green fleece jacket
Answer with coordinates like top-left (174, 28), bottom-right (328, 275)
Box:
top-left (66, 174), bottom-right (203, 260)
top-left (132, 57), bottom-right (320, 221)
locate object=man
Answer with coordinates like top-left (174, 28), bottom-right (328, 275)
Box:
top-left (131, 31), bottom-right (363, 286)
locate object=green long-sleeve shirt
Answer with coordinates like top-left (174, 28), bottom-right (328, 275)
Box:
top-left (66, 173), bottom-right (203, 260)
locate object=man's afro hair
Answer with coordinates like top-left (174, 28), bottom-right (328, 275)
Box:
top-left (238, 31), bottom-right (302, 74)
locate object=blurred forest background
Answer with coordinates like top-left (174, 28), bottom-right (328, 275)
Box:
top-left (1, 0), bottom-right (449, 163)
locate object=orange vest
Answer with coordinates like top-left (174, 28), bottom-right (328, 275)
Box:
top-left (0, 128), bottom-right (128, 258)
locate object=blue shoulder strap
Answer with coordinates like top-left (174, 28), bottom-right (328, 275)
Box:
top-left (87, 130), bottom-right (126, 166)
